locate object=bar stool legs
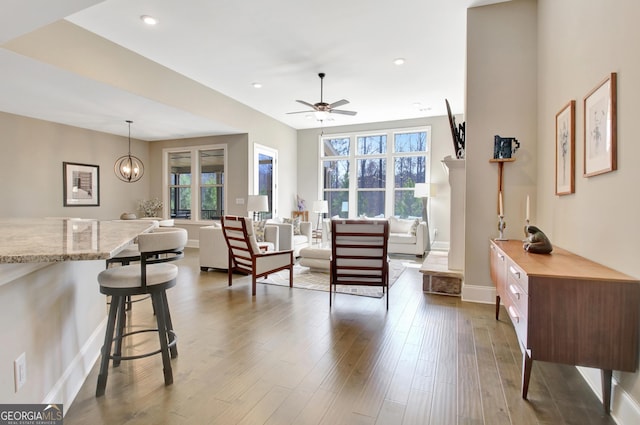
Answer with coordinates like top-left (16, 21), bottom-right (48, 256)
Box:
top-left (96, 289), bottom-right (177, 397)
top-left (96, 295), bottom-right (120, 397)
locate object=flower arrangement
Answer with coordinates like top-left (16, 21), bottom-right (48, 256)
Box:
top-left (138, 198), bottom-right (163, 217)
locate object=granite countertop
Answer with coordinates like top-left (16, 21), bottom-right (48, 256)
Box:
top-left (0, 218), bottom-right (155, 263)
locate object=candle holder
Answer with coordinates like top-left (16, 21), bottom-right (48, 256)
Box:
top-left (496, 215), bottom-right (507, 240)
top-left (523, 219), bottom-right (530, 239)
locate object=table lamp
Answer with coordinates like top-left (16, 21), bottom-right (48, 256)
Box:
top-left (247, 195), bottom-right (269, 221)
top-left (312, 200), bottom-right (328, 231)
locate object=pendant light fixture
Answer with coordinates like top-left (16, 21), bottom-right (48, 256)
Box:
top-left (114, 120), bottom-right (144, 183)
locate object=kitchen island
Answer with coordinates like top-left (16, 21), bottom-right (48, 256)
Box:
top-left (0, 218), bottom-right (154, 408)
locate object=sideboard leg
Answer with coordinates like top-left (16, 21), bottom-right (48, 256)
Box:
top-left (601, 369), bottom-right (612, 414)
top-left (522, 351), bottom-right (533, 399)
top-left (495, 295), bottom-right (501, 320)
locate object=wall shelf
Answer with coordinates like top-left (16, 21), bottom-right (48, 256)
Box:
top-left (490, 158), bottom-right (516, 214)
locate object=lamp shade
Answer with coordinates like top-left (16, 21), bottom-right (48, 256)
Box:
top-left (312, 200), bottom-right (328, 213)
top-left (341, 201), bottom-right (348, 212)
top-left (414, 183), bottom-right (436, 198)
top-left (247, 195), bottom-right (269, 212)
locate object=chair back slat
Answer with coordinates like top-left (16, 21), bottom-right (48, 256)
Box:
top-left (330, 219), bottom-right (390, 309)
top-left (221, 216), bottom-right (257, 270)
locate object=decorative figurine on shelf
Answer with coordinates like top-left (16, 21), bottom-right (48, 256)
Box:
top-left (296, 195), bottom-right (306, 211)
top-left (493, 135), bottom-right (520, 159)
top-left (496, 215), bottom-right (507, 240)
top-left (523, 225), bottom-right (553, 254)
top-left (446, 99), bottom-right (465, 159)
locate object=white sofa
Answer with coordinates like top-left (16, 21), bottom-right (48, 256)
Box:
top-left (266, 219), bottom-right (312, 257)
top-left (199, 223), bottom-right (278, 271)
top-left (387, 216), bottom-right (428, 256)
top-left (321, 216), bottom-right (428, 257)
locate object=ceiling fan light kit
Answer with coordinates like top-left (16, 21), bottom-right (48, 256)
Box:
top-left (287, 73), bottom-right (357, 121)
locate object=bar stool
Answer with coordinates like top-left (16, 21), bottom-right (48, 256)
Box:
top-left (105, 221), bottom-right (165, 311)
top-left (105, 224), bottom-right (172, 313)
top-left (95, 228), bottom-right (187, 397)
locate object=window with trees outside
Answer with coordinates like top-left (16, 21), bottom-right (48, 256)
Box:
top-left (321, 128), bottom-right (429, 219)
top-left (164, 145), bottom-right (226, 222)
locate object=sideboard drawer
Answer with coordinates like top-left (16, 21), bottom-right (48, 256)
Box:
top-left (507, 261), bottom-right (528, 293)
top-left (506, 273), bottom-right (528, 320)
top-left (504, 296), bottom-right (528, 350)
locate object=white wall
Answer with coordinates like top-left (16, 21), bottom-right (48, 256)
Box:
top-left (467, 0), bottom-right (640, 418)
top-left (296, 116), bottom-right (458, 247)
top-left (0, 112), bottom-right (149, 219)
top-left (4, 20), bottom-right (300, 223)
top-left (0, 260), bottom-right (105, 406)
top-left (465, 0), bottom-right (538, 296)
top-left (537, 0), bottom-right (640, 412)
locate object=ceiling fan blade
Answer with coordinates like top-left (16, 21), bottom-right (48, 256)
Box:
top-left (330, 109), bottom-right (357, 116)
top-left (286, 110), bottom-right (314, 115)
top-left (328, 99), bottom-right (349, 109)
top-left (295, 100), bottom-right (317, 109)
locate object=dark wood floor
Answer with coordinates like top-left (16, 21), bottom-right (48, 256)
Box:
top-left (64, 249), bottom-right (615, 424)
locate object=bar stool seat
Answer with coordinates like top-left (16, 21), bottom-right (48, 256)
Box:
top-left (95, 228), bottom-right (187, 397)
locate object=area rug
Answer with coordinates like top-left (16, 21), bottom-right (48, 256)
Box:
top-left (259, 259), bottom-right (408, 298)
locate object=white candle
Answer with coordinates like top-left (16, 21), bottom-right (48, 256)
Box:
top-left (499, 191), bottom-right (503, 216)
top-left (526, 195), bottom-right (530, 221)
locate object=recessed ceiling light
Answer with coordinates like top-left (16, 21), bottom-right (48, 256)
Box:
top-left (252, 82), bottom-right (262, 89)
top-left (140, 15), bottom-right (158, 25)
top-left (412, 102), bottom-right (422, 108)
top-left (393, 58), bottom-right (406, 66)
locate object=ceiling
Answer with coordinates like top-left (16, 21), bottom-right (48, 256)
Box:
top-left (0, 0), bottom-right (508, 141)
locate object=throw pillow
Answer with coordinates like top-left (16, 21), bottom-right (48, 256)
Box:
top-left (389, 216), bottom-right (416, 234)
top-left (410, 218), bottom-right (420, 236)
top-left (253, 220), bottom-right (267, 242)
top-left (283, 217), bottom-right (302, 235)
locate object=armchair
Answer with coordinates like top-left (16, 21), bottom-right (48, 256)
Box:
top-left (266, 219), bottom-right (312, 257)
top-left (221, 216), bottom-right (294, 296)
top-left (330, 219), bottom-right (390, 309)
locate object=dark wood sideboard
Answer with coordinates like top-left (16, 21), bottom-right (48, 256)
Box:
top-left (489, 239), bottom-right (639, 413)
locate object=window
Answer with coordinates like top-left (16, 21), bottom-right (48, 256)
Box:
top-left (164, 145), bottom-right (226, 222)
top-left (322, 137), bottom-right (350, 218)
top-left (393, 131), bottom-right (428, 218)
top-left (320, 127), bottom-right (429, 219)
top-left (357, 134), bottom-right (387, 217)
top-left (199, 149), bottom-right (225, 220)
top-left (168, 152), bottom-right (192, 219)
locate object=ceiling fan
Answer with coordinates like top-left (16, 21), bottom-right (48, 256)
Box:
top-left (287, 73), bottom-right (357, 119)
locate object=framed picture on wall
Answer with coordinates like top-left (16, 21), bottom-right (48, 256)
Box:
top-left (63, 162), bottom-right (100, 206)
top-left (555, 100), bottom-right (575, 195)
top-left (583, 72), bottom-right (617, 177)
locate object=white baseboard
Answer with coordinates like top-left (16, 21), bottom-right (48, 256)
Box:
top-left (430, 241), bottom-right (449, 251)
top-left (461, 283), bottom-right (495, 304)
top-left (187, 239), bottom-right (199, 249)
top-left (577, 367), bottom-right (640, 425)
top-left (42, 318), bottom-right (106, 414)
